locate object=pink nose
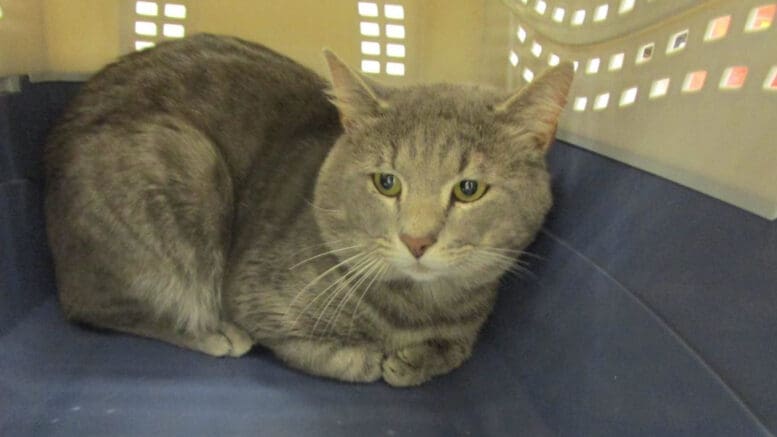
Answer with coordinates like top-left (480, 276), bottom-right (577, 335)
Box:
top-left (400, 234), bottom-right (437, 259)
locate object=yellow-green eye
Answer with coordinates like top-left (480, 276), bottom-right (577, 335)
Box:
top-left (373, 173), bottom-right (402, 197)
top-left (453, 180), bottom-right (487, 203)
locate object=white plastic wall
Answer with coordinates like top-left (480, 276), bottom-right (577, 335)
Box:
top-left (503, 0), bottom-right (776, 219)
top-left (0, 0), bottom-right (774, 219)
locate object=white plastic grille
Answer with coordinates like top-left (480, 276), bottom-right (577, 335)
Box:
top-left (357, 1), bottom-right (407, 76)
top-left (504, 0), bottom-right (777, 219)
top-left (132, 1), bottom-right (188, 51)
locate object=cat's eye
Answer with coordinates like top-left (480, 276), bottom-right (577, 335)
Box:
top-left (453, 180), bottom-right (487, 203)
top-left (373, 173), bottom-right (402, 197)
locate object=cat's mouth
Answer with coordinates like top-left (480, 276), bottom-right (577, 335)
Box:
top-left (401, 261), bottom-right (440, 282)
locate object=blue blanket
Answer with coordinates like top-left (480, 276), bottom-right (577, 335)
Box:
top-left (2, 77), bottom-right (775, 436)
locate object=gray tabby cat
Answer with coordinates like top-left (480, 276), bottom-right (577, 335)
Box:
top-left (45, 34), bottom-right (572, 386)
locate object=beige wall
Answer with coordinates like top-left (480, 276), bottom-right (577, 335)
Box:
top-left (0, 0), bottom-right (498, 86)
top-left (189, 1), bottom-right (500, 84)
top-left (0, 0), bottom-right (48, 76)
top-left (186, 0), bottom-right (496, 85)
top-left (415, 0), bottom-right (485, 84)
top-left (188, 1), bottom-right (362, 76)
top-left (42, 0), bottom-right (121, 73)
top-left (0, 0), bottom-right (121, 76)
top-left (413, 0), bottom-right (510, 87)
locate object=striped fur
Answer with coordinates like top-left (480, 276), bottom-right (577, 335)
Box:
top-left (45, 34), bottom-right (572, 384)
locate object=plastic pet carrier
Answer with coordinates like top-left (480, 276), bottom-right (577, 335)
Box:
top-left (1, 0), bottom-right (775, 435)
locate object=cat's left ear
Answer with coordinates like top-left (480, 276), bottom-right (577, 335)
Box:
top-left (323, 49), bottom-right (388, 132)
top-left (494, 63), bottom-right (574, 152)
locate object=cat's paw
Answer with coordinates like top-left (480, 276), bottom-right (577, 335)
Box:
top-left (324, 345), bottom-right (384, 383)
top-left (382, 340), bottom-right (471, 387)
top-left (196, 321), bottom-right (253, 357)
top-left (218, 321), bottom-right (254, 357)
top-left (272, 340), bottom-right (384, 383)
top-left (382, 351), bottom-right (429, 387)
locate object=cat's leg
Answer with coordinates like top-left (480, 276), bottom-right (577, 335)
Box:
top-left (269, 338), bottom-right (384, 382)
top-left (82, 310), bottom-right (253, 357)
top-left (59, 267), bottom-right (254, 357)
top-left (49, 116), bottom-right (251, 357)
top-left (149, 320), bottom-right (252, 357)
top-left (382, 337), bottom-right (476, 387)
top-left (66, 300), bottom-right (252, 356)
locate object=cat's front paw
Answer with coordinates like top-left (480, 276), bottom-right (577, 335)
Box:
top-left (382, 351), bottom-right (428, 387)
top-left (382, 340), bottom-right (471, 387)
top-left (271, 340), bottom-right (384, 383)
top-left (218, 321), bottom-right (254, 357)
top-left (325, 345), bottom-right (385, 383)
top-left (196, 321), bottom-right (253, 357)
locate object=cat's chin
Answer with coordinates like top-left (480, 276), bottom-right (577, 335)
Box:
top-left (404, 272), bottom-right (439, 283)
top-left (400, 263), bottom-right (443, 283)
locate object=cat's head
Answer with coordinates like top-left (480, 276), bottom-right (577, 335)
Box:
top-left (313, 51), bottom-right (572, 291)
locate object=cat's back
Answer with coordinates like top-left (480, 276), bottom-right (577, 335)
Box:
top-left (63, 34), bottom-right (331, 118)
top-left (47, 34), bottom-right (340, 184)
top-left (43, 35), bottom-right (341, 338)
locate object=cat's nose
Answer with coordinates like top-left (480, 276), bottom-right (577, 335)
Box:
top-left (400, 234), bottom-right (437, 259)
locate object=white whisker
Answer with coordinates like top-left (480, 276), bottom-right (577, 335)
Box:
top-left (298, 250), bottom-right (369, 294)
top-left (300, 196), bottom-right (342, 213)
top-left (484, 246), bottom-right (545, 261)
top-left (284, 239), bottom-right (352, 260)
top-left (347, 263), bottom-right (388, 339)
top-left (468, 249), bottom-right (531, 275)
top-left (479, 249), bottom-right (532, 267)
top-left (311, 256), bottom-right (379, 337)
top-left (288, 244), bottom-right (363, 270)
top-left (285, 250), bottom-right (370, 319)
top-left (323, 258), bottom-right (383, 337)
top-left (472, 250), bottom-right (536, 280)
top-left (289, 254), bottom-right (375, 333)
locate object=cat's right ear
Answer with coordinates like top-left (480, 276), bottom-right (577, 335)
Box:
top-left (493, 63), bottom-right (574, 153)
top-left (323, 49), bottom-right (388, 132)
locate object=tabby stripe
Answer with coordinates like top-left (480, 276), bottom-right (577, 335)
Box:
top-left (360, 290), bottom-right (493, 331)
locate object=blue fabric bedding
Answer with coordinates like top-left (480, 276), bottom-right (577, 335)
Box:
top-left (1, 77), bottom-right (775, 436)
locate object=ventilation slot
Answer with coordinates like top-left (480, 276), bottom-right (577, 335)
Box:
top-left (133, 2), bottom-right (187, 50)
top-left (719, 66), bottom-right (749, 90)
top-left (682, 71), bottom-right (708, 93)
top-left (358, 2), bottom-right (406, 77)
